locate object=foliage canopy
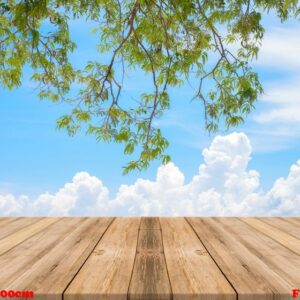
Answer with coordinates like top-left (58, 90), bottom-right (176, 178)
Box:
top-left (1, 0), bottom-right (299, 173)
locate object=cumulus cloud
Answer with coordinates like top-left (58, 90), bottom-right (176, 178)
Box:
top-left (0, 132), bottom-right (299, 216)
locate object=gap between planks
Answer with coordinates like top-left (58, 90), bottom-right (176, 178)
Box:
top-left (1, 217), bottom-right (298, 300)
top-left (240, 217), bottom-right (300, 255)
top-left (127, 217), bottom-right (172, 300)
top-left (64, 217), bottom-right (237, 300)
top-left (184, 217), bottom-right (239, 298)
top-left (0, 218), bottom-right (60, 256)
top-left (61, 217), bottom-right (116, 300)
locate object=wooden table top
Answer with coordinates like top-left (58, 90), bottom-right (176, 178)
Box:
top-left (0, 217), bottom-right (299, 300)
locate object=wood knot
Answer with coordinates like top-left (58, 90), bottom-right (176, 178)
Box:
top-left (93, 249), bottom-right (105, 255)
top-left (195, 249), bottom-right (207, 256)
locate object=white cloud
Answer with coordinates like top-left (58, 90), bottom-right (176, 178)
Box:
top-left (253, 79), bottom-right (300, 124)
top-left (251, 24), bottom-right (300, 127)
top-left (266, 161), bottom-right (300, 215)
top-left (1, 132), bottom-right (299, 216)
top-left (246, 25), bottom-right (300, 150)
top-left (255, 26), bottom-right (300, 71)
top-left (255, 107), bottom-right (300, 123)
top-left (0, 194), bottom-right (24, 215)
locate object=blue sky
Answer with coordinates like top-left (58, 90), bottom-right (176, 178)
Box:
top-left (1, 10), bottom-right (300, 216)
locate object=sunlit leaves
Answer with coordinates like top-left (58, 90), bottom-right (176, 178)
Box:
top-left (1, 0), bottom-right (300, 173)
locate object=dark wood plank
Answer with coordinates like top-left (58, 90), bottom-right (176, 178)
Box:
top-left (139, 217), bottom-right (161, 230)
top-left (128, 217), bottom-right (172, 300)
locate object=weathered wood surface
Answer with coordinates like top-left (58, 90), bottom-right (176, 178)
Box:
top-left (0, 217), bottom-right (299, 300)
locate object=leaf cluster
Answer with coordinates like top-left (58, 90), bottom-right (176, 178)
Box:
top-left (1, 0), bottom-right (299, 173)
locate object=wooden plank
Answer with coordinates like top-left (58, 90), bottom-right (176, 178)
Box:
top-left (128, 217), bottom-right (171, 300)
top-left (0, 217), bottom-right (41, 240)
top-left (0, 218), bottom-right (18, 226)
top-left (139, 217), bottom-right (161, 230)
top-left (217, 218), bottom-right (300, 288)
top-left (187, 217), bottom-right (294, 300)
top-left (161, 217), bottom-right (235, 300)
top-left (65, 217), bottom-right (140, 300)
top-left (242, 217), bottom-right (300, 255)
top-left (0, 217), bottom-right (85, 285)
top-left (3, 217), bottom-right (113, 300)
top-left (136, 226), bottom-right (164, 251)
top-left (0, 217), bottom-right (298, 299)
top-left (0, 218), bottom-right (59, 255)
top-left (282, 217), bottom-right (300, 226)
top-left (258, 217), bottom-right (300, 239)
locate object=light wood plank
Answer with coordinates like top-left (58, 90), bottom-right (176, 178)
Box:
top-left (65, 217), bottom-right (140, 300)
top-left (0, 217), bottom-right (85, 285)
top-left (242, 217), bottom-right (300, 255)
top-left (0, 217), bottom-right (41, 240)
top-left (0, 218), bottom-right (59, 255)
top-left (161, 217), bottom-right (236, 300)
top-left (3, 217), bottom-right (113, 300)
top-left (128, 217), bottom-right (171, 300)
top-left (218, 218), bottom-right (300, 288)
top-left (282, 217), bottom-right (300, 226)
top-left (0, 217), bottom-right (297, 299)
top-left (187, 217), bottom-right (294, 300)
top-left (0, 218), bottom-right (18, 226)
top-left (258, 217), bottom-right (300, 239)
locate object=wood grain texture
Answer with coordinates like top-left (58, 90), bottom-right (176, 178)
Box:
top-left (0, 217), bottom-right (298, 300)
top-left (0, 218), bottom-right (85, 285)
top-left (0, 218), bottom-right (41, 240)
top-left (282, 217), bottom-right (300, 226)
top-left (187, 217), bottom-right (294, 300)
top-left (0, 218), bottom-right (18, 227)
top-left (65, 217), bottom-right (140, 300)
top-left (0, 218), bottom-right (59, 255)
top-left (139, 217), bottom-right (161, 230)
top-left (258, 217), bottom-right (300, 239)
top-left (218, 218), bottom-right (300, 288)
top-left (242, 217), bottom-right (300, 255)
top-left (128, 217), bottom-right (171, 300)
top-left (161, 217), bottom-right (236, 300)
top-left (3, 217), bottom-right (113, 300)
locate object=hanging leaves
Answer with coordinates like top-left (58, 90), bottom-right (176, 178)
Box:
top-left (1, 0), bottom-right (299, 173)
